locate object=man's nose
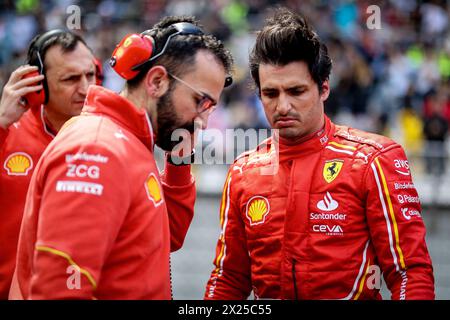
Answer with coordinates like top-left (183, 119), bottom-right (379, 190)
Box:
top-left (195, 112), bottom-right (209, 130)
top-left (276, 93), bottom-right (291, 115)
top-left (78, 76), bottom-right (90, 96)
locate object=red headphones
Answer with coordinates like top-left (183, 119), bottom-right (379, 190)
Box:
top-left (110, 22), bottom-right (204, 80)
top-left (93, 57), bottom-right (104, 86)
top-left (110, 34), bottom-right (156, 80)
top-left (21, 70), bottom-right (45, 109)
top-left (23, 29), bottom-right (65, 109)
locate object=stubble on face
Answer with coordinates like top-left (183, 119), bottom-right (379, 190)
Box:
top-left (155, 88), bottom-right (196, 152)
top-left (258, 61), bottom-right (327, 143)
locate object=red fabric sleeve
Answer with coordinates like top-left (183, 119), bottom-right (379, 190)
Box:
top-left (30, 144), bottom-right (130, 299)
top-left (204, 170), bottom-right (252, 300)
top-left (160, 161), bottom-right (195, 252)
top-left (0, 126), bottom-right (9, 147)
top-left (365, 145), bottom-right (435, 300)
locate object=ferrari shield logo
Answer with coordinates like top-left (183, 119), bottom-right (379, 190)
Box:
top-left (323, 160), bottom-right (344, 183)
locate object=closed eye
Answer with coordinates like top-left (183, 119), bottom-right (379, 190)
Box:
top-left (62, 75), bottom-right (81, 82)
top-left (287, 88), bottom-right (305, 96)
top-left (286, 86), bottom-right (306, 96)
top-left (261, 89), bottom-right (278, 98)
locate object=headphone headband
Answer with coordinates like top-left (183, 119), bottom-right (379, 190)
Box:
top-left (132, 22), bottom-right (204, 71)
top-left (33, 29), bottom-right (66, 53)
top-left (109, 22), bottom-right (233, 87)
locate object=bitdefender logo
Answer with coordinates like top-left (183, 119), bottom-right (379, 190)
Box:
top-left (317, 192), bottom-right (339, 211)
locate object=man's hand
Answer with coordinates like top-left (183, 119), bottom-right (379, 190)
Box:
top-left (0, 65), bottom-right (44, 129)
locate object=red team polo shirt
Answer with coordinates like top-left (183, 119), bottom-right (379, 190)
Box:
top-left (0, 106), bottom-right (54, 299)
top-left (9, 86), bottom-right (195, 299)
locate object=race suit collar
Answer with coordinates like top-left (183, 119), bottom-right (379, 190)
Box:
top-left (276, 115), bottom-right (334, 161)
top-left (83, 85), bottom-right (155, 151)
top-left (24, 105), bottom-right (56, 138)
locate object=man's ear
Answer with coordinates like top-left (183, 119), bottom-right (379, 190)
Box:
top-left (320, 80), bottom-right (330, 102)
top-left (144, 66), bottom-right (170, 98)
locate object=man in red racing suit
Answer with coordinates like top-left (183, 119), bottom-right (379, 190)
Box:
top-left (206, 116), bottom-right (434, 299)
top-left (205, 8), bottom-right (434, 300)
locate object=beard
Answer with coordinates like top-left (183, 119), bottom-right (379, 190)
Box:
top-left (155, 89), bottom-right (196, 152)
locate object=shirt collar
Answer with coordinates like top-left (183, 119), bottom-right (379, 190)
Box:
top-left (276, 115), bottom-right (334, 161)
top-left (82, 85), bottom-right (155, 151)
top-left (24, 105), bottom-right (55, 138)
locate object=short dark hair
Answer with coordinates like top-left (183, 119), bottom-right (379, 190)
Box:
top-left (127, 16), bottom-right (233, 90)
top-left (249, 7), bottom-right (332, 93)
top-left (27, 30), bottom-right (89, 69)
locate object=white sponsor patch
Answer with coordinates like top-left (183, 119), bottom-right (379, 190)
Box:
top-left (56, 180), bottom-right (103, 196)
top-left (313, 224), bottom-right (344, 236)
top-left (310, 212), bottom-right (347, 221)
top-left (317, 192), bottom-right (339, 211)
top-left (66, 164), bottom-right (100, 179)
top-left (397, 194), bottom-right (420, 204)
top-left (356, 151), bottom-right (372, 164)
top-left (399, 270), bottom-right (408, 300)
top-left (394, 182), bottom-right (415, 190)
top-left (65, 152), bottom-right (109, 164)
top-left (394, 159), bottom-right (410, 176)
top-left (401, 208), bottom-right (422, 220)
top-left (338, 132), bottom-right (384, 150)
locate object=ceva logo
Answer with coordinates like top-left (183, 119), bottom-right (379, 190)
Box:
top-left (313, 224), bottom-right (344, 236)
top-left (317, 192), bottom-right (339, 211)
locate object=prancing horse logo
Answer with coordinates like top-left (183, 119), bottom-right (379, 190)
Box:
top-left (323, 160), bottom-right (344, 183)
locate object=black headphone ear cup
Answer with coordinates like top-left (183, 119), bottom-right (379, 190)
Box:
top-left (110, 33), bottom-right (155, 80)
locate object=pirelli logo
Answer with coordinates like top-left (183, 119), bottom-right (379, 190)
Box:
top-left (56, 180), bottom-right (103, 196)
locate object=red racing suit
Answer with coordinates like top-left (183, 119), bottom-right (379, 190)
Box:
top-left (0, 106), bottom-right (54, 299)
top-left (11, 86), bottom-right (195, 299)
top-left (205, 116), bottom-right (434, 300)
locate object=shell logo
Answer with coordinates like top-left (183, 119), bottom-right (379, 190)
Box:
top-left (4, 152), bottom-right (33, 176)
top-left (245, 196), bottom-right (270, 226)
top-left (144, 173), bottom-right (163, 207)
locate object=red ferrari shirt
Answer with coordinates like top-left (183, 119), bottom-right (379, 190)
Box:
top-left (0, 106), bottom-right (54, 299)
top-left (12, 86), bottom-right (195, 299)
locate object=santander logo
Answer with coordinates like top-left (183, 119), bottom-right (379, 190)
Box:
top-left (317, 192), bottom-right (339, 211)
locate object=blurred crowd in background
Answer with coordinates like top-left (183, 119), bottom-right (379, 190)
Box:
top-left (1, 0), bottom-right (449, 177)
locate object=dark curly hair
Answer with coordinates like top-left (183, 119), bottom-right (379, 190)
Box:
top-left (249, 7), bottom-right (332, 93)
top-left (127, 16), bottom-right (233, 90)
